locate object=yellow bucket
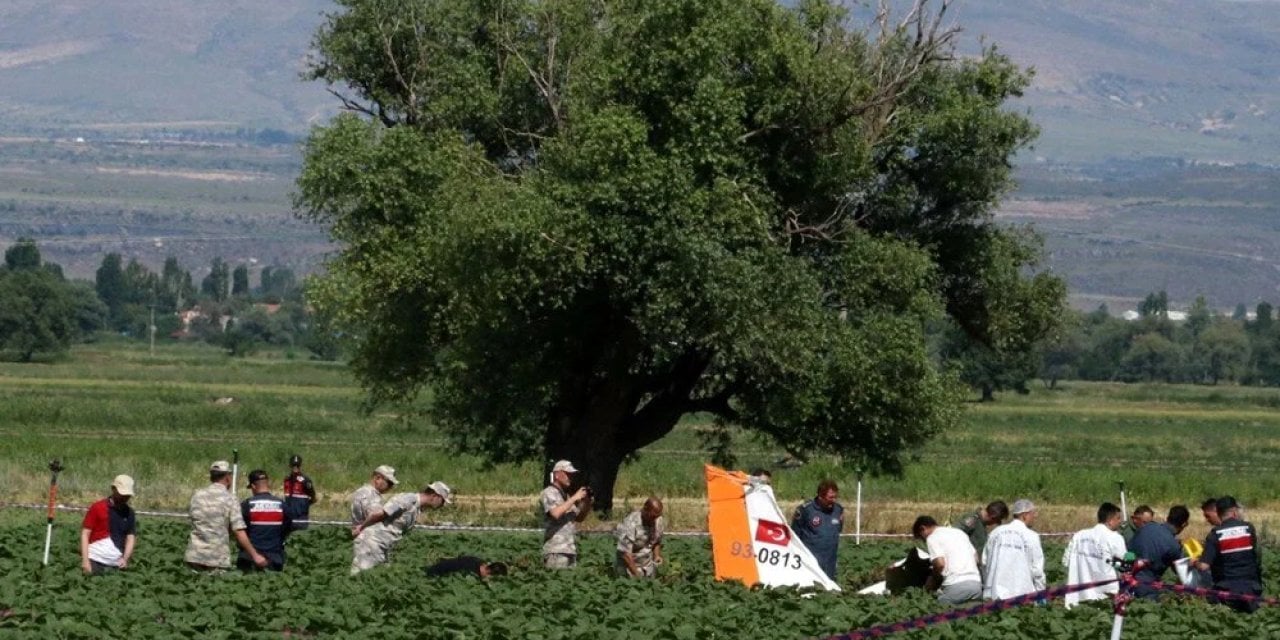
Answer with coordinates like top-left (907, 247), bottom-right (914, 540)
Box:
top-left (1182, 538), bottom-right (1203, 561)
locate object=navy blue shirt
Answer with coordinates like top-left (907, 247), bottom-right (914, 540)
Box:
top-left (792, 500), bottom-right (843, 580)
top-left (1127, 522), bottom-right (1183, 586)
top-left (1201, 517), bottom-right (1262, 588)
top-left (240, 492), bottom-right (293, 567)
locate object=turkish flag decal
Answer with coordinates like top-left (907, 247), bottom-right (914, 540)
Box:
top-left (754, 520), bottom-right (792, 546)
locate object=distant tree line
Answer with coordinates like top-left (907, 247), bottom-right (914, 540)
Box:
top-left (0, 238), bottom-right (340, 361)
top-left (944, 289), bottom-right (1279, 397)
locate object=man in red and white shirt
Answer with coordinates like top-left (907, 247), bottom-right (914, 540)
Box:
top-left (80, 475), bottom-right (138, 575)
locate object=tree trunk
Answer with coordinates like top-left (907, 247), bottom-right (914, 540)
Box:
top-left (980, 383), bottom-right (994, 402)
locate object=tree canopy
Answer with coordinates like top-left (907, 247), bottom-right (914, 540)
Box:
top-left (299, 0), bottom-right (1063, 509)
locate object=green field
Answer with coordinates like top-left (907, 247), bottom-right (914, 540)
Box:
top-left (2, 510), bottom-right (1279, 639)
top-left (7, 343), bottom-right (1280, 637)
top-left (5, 342), bottom-right (1280, 538)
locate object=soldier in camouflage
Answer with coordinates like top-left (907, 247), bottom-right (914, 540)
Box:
top-left (350, 481), bottom-right (452, 575)
top-left (350, 464), bottom-right (397, 526)
top-left (542, 460), bottom-right (592, 569)
top-left (956, 500), bottom-right (1008, 565)
top-left (615, 497), bottom-right (665, 578)
top-left (184, 460), bottom-right (268, 572)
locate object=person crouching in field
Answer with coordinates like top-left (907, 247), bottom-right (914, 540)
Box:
top-left (615, 497), bottom-right (665, 578)
top-left (424, 556), bottom-right (509, 579)
top-left (185, 461), bottom-right (269, 572)
top-left (350, 481), bottom-right (452, 575)
top-left (80, 475), bottom-right (137, 575)
top-left (912, 515), bottom-right (982, 605)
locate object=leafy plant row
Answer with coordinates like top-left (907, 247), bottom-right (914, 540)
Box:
top-left (2, 516), bottom-right (1279, 638)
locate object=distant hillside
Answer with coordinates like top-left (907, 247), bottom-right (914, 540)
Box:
top-left (3, 1), bottom-right (1280, 306)
top-left (0, 0), bottom-right (334, 134)
top-left (955, 0), bottom-right (1280, 164)
top-left (0, 1), bottom-right (1278, 163)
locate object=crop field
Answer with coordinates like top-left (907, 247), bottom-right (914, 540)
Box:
top-left (3, 510), bottom-right (1280, 639)
top-left (7, 343), bottom-right (1280, 636)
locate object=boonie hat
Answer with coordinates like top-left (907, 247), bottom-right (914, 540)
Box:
top-left (424, 481), bottom-right (453, 504)
top-left (552, 460), bottom-right (578, 474)
top-left (247, 469), bottom-right (269, 487)
top-left (374, 465), bottom-right (398, 485)
top-left (210, 460), bottom-right (231, 473)
top-left (1011, 499), bottom-right (1037, 515)
top-left (112, 474), bottom-right (135, 496)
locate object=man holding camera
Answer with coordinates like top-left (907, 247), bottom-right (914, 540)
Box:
top-left (541, 460), bottom-right (592, 569)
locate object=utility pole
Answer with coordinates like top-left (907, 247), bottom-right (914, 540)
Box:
top-left (149, 304), bottom-right (156, 356)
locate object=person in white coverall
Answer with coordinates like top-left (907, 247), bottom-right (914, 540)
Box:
top-left (1063, 502), bottom-right (1127, 608)
top-left (982, 499), bottom-right (1046, 600)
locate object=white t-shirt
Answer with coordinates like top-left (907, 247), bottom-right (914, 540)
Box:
top-left (926, 526), bottom-right (981, 586)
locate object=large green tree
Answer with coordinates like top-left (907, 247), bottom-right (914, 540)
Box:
top-left (0, 241), bottom-right (79, 361)
top-left (299, 0), bottom-right (1061, 509)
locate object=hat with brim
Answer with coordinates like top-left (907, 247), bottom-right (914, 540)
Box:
top-left (112, 475), bottom-right (135, 496)
top-left (425, 481), bottom-right (453, 504)
top-left (374, 465), bottom-right (398, 486)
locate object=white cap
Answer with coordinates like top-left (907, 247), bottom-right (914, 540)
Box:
top-left (112, 475), bottom-right (135, 496)
top-left (1012, 499), bottom-right (1037, 515)
top-left (552, 460), bottom-right (578, 474)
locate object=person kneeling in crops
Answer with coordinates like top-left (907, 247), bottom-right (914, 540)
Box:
top-left (615, 497), bottom-right (665, 578)
top-left (424, 556), bottom-right (509, 579)
top-left (912, 516), bottom-right (982, 604)
top-left (350, 481), bottom-right (452, 575)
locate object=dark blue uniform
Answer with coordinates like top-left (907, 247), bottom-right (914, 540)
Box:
top-left (238, 492), bottom-right (293, 571)
top-left (792, 500), bottom-right (843, 580)
top-left (1127, 522), bottom-right (1184, 599)
top-left (1200, 518), bottom-right (1263, 613)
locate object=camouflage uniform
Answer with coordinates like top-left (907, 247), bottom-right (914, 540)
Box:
top-left (350, 483), bottom-right (383, 526)
top-left (184, 483), bottom-right (245, 569)
top-left (614, 510), bottom-right (664, 578)
top-left (956, 510), bottom-right (988, 563)
top-left (541, 485), bottom-right (578, 568)
top-left (350, 492), bottom-right (421, 575)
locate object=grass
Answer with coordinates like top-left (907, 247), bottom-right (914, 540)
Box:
top-left (6, 342), bottom-right (1280, 536)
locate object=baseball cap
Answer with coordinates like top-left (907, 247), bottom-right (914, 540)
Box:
top-left (247, 469), bottom-right (269, 487)
top-left (112, 475), bottom-right (135, 496)
top-left (1011, 499), bottom-right (1037, 515)
top-left (374, 465), bottom-right (398, 485)
top-left (289, 454), bottom-right (302, 466)
top-left (552, 460), bottom-right (578, 474)
top-left (210, 460), bottom-right (231, 473)
top-left (424, 481), bottom-right (453, 504)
